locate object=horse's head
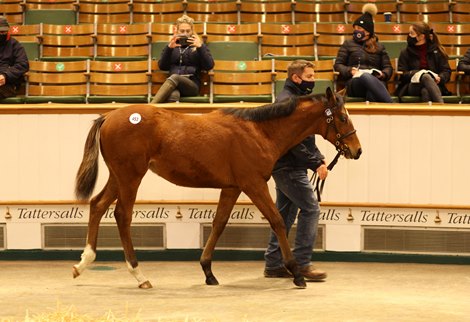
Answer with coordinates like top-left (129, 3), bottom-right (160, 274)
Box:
top-left (321, 88), bottom-right (362, 160)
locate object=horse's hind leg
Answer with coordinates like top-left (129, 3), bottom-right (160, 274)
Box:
top-left (73, 176), bottom-right (118, 278)
top-left (113, 180), bottom-right (152, 289)
top-left (201, 188), bottom-right (241, 285)
top-left (244, 182), bottom-right (306, 288)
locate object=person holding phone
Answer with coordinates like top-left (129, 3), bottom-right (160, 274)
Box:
top-left (151, 15), bottom-right (214, 103)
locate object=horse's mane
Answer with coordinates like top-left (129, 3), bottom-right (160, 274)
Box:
top-left (222, 94), bottom-right (324, 122)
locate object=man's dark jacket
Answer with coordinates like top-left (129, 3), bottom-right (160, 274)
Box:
top-left (273, 79), bottom-right (325, 173)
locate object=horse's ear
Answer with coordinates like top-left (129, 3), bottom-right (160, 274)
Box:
top-left (336, 88), bottom-right (347, 97)
top-left (326, 87), bottom-right (337, 105)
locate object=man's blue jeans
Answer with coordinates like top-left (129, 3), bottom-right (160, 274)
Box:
top-left (264, 168), bottom-right (320, 269)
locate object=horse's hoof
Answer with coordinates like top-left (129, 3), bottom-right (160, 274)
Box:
top-left (294, 276), bottom-right (307, 288)
top-left (205, 275), bottom-right (219, 285)
top-left (72, 266), bottom-right (80, 279)
top-left (139, 281), bottom-right (153, 289)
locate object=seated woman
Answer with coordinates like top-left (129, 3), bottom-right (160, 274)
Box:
top-left (334, 3), bottom-right (393, 103)
top-left (151, 15), bottom-right (214, 103)
top-left (457, 48), bottom-right (470, 75)
top-left (395, 22), bottom-right (451, 103)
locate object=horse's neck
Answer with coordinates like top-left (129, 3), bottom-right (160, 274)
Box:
top-left (262, 101), bottom-right (325, 156)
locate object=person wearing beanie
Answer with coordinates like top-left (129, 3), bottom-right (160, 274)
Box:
top-left (334, 3), bottom-right (393, 103)
top-left (396, 21), bottom-right (451, 103)
top-left (0, 16), bottom-right (29, 100)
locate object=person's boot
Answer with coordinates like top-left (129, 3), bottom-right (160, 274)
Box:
top-left (151, 78), bottom-right (177, 103)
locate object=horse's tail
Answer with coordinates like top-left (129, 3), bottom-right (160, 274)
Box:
top-left (75, 115), bottom-right (106, 201)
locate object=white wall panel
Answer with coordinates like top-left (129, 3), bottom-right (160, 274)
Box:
top-left (389, 116), bottom-right (412, 203)
top-left (1, 112), bottom-right (470, 206)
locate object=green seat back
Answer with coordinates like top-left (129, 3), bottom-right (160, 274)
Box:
top-left (208, 42), bottom-right (259, 61)
top-left (24, 10), bottom-right (77, 25)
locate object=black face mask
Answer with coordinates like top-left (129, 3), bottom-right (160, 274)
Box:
top-left (407, 35), bottom-right (418, 47)
top-left (299, 80), bottom-right (315, 94)
top-left (0, 34), bottom-right (8, 45)
top-left (353, 30), bottom-right (366, 43)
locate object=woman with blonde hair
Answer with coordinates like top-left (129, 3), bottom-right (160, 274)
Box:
top-left (151, 15), bottom-right (214, 103)
top-left (396, 22), bottom-right (451, 103)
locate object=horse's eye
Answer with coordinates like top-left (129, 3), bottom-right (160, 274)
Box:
top-left (340, 115), bottom-right (347, 123)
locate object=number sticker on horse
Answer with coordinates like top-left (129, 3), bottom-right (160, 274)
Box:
top-left (129, 113), bottom-right (142, 124)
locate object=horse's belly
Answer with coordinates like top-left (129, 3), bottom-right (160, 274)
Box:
top-left (148, 160), bottom-right (232, 189)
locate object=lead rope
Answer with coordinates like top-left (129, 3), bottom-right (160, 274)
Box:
top-left (311, 150), bottom-right (342, 202)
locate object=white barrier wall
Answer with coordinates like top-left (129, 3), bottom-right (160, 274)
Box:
top-left (1, 105), bottom-right (470, 251)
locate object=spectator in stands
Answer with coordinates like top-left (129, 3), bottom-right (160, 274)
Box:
top-left (457, 48), bottom-right (470, 75)
top-left (151, 15), bottom-right (214, 103)
top-left (396, 22), bottom-right (451, 103)
top-left (334, 3), bottom-right (393, 103)
top-left (264, 60), bottom-right (327, 282)
top-left (0, 16), bottom-right (29, 100)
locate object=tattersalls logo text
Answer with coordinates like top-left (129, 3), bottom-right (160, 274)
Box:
top-left (447, 212), bottom-right (470, 224)
top-left (188, 207), bottom-right (255, 220)
top-left (360, 210), bottom-right (428, 223)
top-left (104, 207), bottom-right (169, 219)
top-left (17, 207), bottom-right (84, 220)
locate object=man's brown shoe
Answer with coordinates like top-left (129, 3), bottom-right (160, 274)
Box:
top-left (299, 265), bottom-right (327, 281)
top-left (264, 266), bottom-right (293, 278)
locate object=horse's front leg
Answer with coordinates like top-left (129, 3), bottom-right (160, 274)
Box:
top-left (200, 188), bottom-right (241, 285)
top-left (114, 182), bottom-right (152, 289)
top-left (244, 182), bottom-right (306, 288)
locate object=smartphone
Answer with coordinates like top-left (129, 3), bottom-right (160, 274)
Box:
top-left (176, 35), bottom-right (189, 46)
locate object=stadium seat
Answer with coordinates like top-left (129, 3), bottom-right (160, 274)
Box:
top-left (9, 24), bottom-right (40, 60)
top-left (451, 2), bottom-right (470, 24)
top-left (0, 0), bottom-right (24, 24)
top-left (132, 0), bottom-right (185, 23)
top-left (95, 23), bottom-right (151, 61)
top-left (25, 60), bottom-right (88, 103)
top-left (346, 1), bottom-right (398, 24)
top-left (315, 34), bottom-right (349, 60)
top-left (260, 23), bottom-right (315, 61)
top-left (210, 59), bottom-right (275, 103)
top-left (77, 0), bottom-right (131, 24)
top-left (185, 0), bottom-right (239, 23)
top-left (398, 2), bottom-right (450, 24)
top-left (88, 60), bottom-right (151, 103)
top-left (294, 1), bottom-right (347, 23)
top-left (374, 23), bottom-right (409, 42)
top-left (39, 24), bottom-right (94, 61)
top-left (24, 9), bottom-right (77, 25)
top-left (239, 0), bottom-right (294, 24)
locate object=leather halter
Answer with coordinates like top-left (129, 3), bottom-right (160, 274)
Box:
top-left (312, 105), bottom-right (357, 202)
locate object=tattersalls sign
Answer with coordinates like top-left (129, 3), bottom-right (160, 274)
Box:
top-left (1, 204), bottom-right (470, 228)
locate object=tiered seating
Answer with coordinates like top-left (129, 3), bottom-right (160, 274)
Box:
top-left (397, 1), bottom-right (450, 23)
top-left (1, 0), bottom-right (25, 24)
top-left (88, 60), bottom-right (151, 103)
top-left (204, 23), bottom-right (259, 60)
top-left (26, 60), bottom-right (88, 103)
top-left (186, 0), bottom-right (239, 24)
top-left (260, 23), bottom-right (315, 60)
top-left (239, 0), bottom-right (293, 24)
top-left (346, 1), bottom-right (398, 23)
top-left (132, 0), bottom-right (185, 23)
top-left (294, 1), bottom-right (347, 23)
top-left (3, 0), bottom-right (470, 104)
top-left (95, 23), bottom-right (151, 61)
top-left (77, 0), bottom-right (131, 24)
top-left (39, 23), bottom-right (94, 61)
top-left (210, 59), bottom-right (275, 103)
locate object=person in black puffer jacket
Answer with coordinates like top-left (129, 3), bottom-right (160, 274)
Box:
top-left (396, 21), bottom-right (451, 103)
top-left (457, 48), bottom-right (470, 75)
top-left (151, 15), bottom-right (214, 103)
top-left (0, 16), bottom-right (29, 100)
top-left (334, 4), bottom-right (393, 103)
